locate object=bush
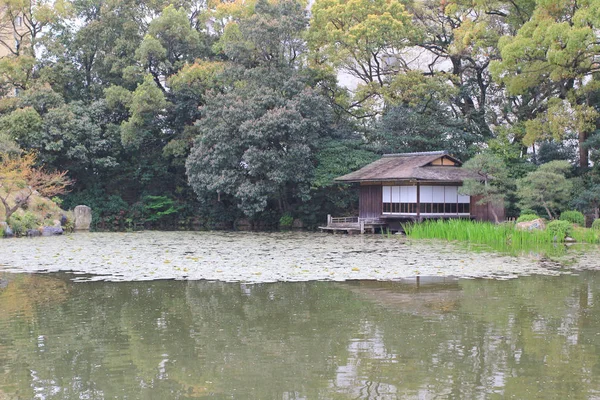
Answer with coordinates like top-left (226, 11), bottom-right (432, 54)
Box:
top-left (520, 209), bottom-right (538, 216)
top-left (516, 214), bottom-right (540, 223)
top-left (279, 213), bottom-right (294, 229)
top-left (8, 212), bottom-right (40, 236)
top-left (547, 220), bottom-right (573, 240)
top-left (560, 210), bottom-right (585, 226)
top-left (592, 219), bottom-right (600, 230)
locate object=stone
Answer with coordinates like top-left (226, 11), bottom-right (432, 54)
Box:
top-left (26, 229), bottom-right (41, 237)
top-left (292, 219), bottom-right (304, 229)
top-left (235, 218), bottom-right (252, 231)
top-left (1, 222), bottom-right (13, 238)
top-left (41, 226), bottom-right (63, 236)
top-left (73, 205), bottom-right (92, 231)
top-left (516, 218), bottom-right (546, 231)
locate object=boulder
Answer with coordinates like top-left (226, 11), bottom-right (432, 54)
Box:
top-left (26, 229), bottom-right (41, 237)
top-left (516, 218), bottom-right (546, 231)
top-left (41, 226), bottom-right (63, 236)
top-left (1, 222), bottom-right (13, 238)
top-left (73, 205), bottom-right (92, 231)
top-left (292, 219), bottom-right (304, 229)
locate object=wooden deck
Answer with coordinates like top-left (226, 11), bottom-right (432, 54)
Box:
top-left (319, 215), bottom-right (387, 234)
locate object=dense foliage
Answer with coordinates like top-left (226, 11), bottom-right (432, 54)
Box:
top-left (1, 0), bottom-right (600, 229)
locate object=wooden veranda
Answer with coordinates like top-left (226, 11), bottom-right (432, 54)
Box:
top-left (318, 215), bottom-right (387, 234)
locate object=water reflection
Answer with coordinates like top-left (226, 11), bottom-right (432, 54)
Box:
top-left (0, 272), bottom-right (599, 399)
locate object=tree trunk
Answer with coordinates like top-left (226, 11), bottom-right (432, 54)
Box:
top-left (543, 203), bottom-right (554, 220)
top-left (579, 130), bottom-right (589, 168)
top-left (491, 206), bottom-right (500, 224)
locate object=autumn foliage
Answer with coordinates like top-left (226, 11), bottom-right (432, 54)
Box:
top-left (0, 152), bottom-right (72, 221)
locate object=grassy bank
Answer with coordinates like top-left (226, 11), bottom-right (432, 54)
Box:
top-left (402, 219), bottom-right (600, 255)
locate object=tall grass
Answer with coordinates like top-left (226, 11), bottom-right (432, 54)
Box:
top-left (402, 219), bottom-right (599, 256)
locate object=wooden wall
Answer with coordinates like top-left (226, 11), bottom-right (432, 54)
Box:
top-left (359, 185), bottom-right (382, 219)
top-left (470, 195), bottom-right (505, 223)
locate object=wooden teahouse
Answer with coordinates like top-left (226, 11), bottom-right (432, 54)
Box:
top-left (327, 151), bottom-right (504, 232)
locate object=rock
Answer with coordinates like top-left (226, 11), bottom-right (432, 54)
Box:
top-left (26, 229), bottom-right (41, 237)
top-left (565, 236), bottom-right (576, 243)
top-left (235, 218), bottom-right (252, 231)
top-left (60, 214), bottom-right (68, 226)
top-left (292, 219), bottom-right (304, 229)
top-left (73, 205), bottom-right (92, 231)
top-left (41, 226), bottom-right (63, 236)
top-left (1, 222), bottom-right (13, 238)
top-left (516, 218), bottom-right (546, 231)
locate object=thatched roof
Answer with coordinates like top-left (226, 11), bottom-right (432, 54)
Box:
top-left (335, 151), bottom-right (478, 183)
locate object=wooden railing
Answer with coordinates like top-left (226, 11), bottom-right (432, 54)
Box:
top-left (328, 216), bottom-right (359, 225)
top-left (326, 215), bottom-right (384, 231)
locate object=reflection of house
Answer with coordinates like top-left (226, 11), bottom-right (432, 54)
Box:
top-left (333, 151), bottom-right (504, 231)
top-left (342, 278), bottom-right (463, 317)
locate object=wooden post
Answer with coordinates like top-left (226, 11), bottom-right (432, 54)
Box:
top-left (360, 219), bottom-right (365, 234)
top-left (327, 214), bottom-right (332, 226)
top-left (416, 182), bottom-right (421, 222)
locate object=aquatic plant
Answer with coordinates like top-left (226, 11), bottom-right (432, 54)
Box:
top-left (403, 219), bottom-right (600, 260)
top-left (571, 227), bottom-right (600, 244)
top-left (560, 210), bottom-right (585, 226)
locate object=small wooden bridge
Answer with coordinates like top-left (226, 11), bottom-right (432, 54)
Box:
top-left (319, 215), bottom-right (387, 234)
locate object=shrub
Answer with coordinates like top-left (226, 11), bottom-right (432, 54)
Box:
top-left (143, 195), bottom-right (179, 223)
top-left (592, 219), bottom-right (600, 230)
top-left (516, 214), bottom-right (539, 223)
top-left (547, 220), bottom-right (573, 240)
top-left (8, 212), bottom-right (40, 236)
top-left (560, 210), bottom-right (585, 226)
top-left (279, 213), bottom-right (294, 229)
top-left (520, 209), bottom-right (538, 216)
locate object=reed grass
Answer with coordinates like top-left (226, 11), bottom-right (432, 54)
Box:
top-left (402, 219), bottom-right (599, 255)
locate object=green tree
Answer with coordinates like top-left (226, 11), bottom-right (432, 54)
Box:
top-left (186, 69), bottom-right (332, 217)
top-left (375, 105), bottom-right (480, 160)
top-left (517, 160), bottom-right (573, 220)
top-left (307, 0), bottom-right (418, 116)
top-left (491, 0), bottom-right (600, 167)
top-left (459, 153), bottom-right (510, 223)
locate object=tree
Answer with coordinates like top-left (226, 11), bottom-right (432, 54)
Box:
top-left (0, 0), bottom-right (72, 57)
top-left (491, 0), bottom-right (600, 167)
top-left (307, 0), bottom-right (417, 117)
top-left (517, 161), bottom-right (572, 220)
top-left (186, 69), bottom-right (332, 217)
top-left (459, 153), bottom-right (510, 223)
top-left (0, 152), bottom-right (72, 221)
top-left (572, 184), bottom-right (600, 220)
top-left (375, 105), bottom-right (480, 161)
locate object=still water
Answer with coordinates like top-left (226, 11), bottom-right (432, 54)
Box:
top-left (1, 272), bottom-right (600, 399)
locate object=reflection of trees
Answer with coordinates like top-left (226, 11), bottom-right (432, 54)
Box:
top-left (0, 274), bottom-right (600, 398)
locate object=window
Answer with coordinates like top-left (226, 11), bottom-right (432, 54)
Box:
top-left (382, 185), bottom-right (470, 215)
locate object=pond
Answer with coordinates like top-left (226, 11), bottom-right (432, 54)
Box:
top-left (1, 232), bottom-right (600, 399)
top-left (1, 231), bottom-right (597, 281)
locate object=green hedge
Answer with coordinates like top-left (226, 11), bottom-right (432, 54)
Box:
top-left (547, 220), bottom-right (573, 240)
top-left (560, 210), bottom-right (585, 226)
